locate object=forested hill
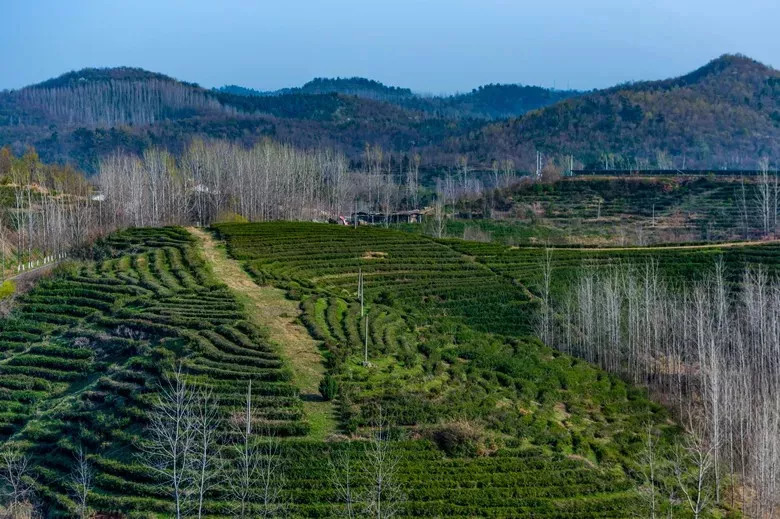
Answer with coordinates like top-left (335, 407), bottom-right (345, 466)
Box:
top-left (0, 67), bottom-right (477, 172)
top-left (217, 77), bottom-right (580, 119)
top-left (467, 54), bottom-right (780, 169)
top-left (0, 55), bottom-right (777, 173)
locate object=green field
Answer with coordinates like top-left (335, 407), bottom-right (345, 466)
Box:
top-left (402, 176), bottom-right (770, 246)
top-left (4, 223), bottom-right (775, 516)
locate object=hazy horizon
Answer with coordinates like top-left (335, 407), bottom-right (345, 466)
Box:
top-left (2, 0), bottom-right (779, 93)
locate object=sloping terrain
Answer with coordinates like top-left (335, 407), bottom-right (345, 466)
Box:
top-left (0, 223), bottom-right (696, 517)
top-left (468, 54), bottom-right (780, 168)
top-left (213, 223), bottom-right (679, 515)
top-left (1, 228), bottom-right (307, 515)
top-left (447, 175), bottom-right (774, 245)
top-left (3, 222), bottom-right (776, 516)
top-left (1, 55), bottom-right (778, 172)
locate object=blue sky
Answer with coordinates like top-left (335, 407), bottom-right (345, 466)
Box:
top-left (2, 0), bottom-right (778, 93)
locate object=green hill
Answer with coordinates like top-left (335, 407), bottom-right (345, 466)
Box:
top-left (2, 55), bottom-right (776, 173)
top-left (4, 222), bottom-right (776, 515)
top-left (0, 223), bottom-right (718, 517)
top-left (424, 174), bottom-right (775, 246)
top-left (466, 54), bottom-right (780, 169)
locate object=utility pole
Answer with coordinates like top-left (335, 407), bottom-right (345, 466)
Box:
top-left (358, 268), bottom-right (364, 317)
top-left (364, 317), bottom-right (369, 365)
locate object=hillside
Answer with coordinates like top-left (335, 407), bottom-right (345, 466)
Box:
top-left (431, 175), bottom-right (772, 246)
top-left (217, 77), bottom-right (579, 119)
top-left (468, 54), bottom-right (780, 169)
top-left (8, 223), bottom-right (766, 516)
top-left (1, 55), bottom-right (777, 173)
top-left (0, 68), bottom-right (476, 173)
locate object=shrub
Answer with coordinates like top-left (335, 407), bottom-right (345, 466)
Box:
top-left (318, 375), bottom-right (339, 401)
top-left (0, 280), bottom-right (14, 299)
top-left (426, 420), bottom-right (496, 457)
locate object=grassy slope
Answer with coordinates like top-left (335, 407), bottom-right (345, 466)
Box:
top-left (213, 222), bottom-right (692, 516)
top-left (189, 226), bottom-right (337, 439)
top-left (4, 223), bottom-right (773, 516)
top-left (412, 176), bottom-right (770, 246)
top-left (0, 228), bottom-right (308, 516)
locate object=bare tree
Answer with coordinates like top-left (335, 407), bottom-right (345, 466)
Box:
top-left (362, 409), bottom-right (404, 519)
top-left (638, 423), bottom-right (660, 519)
top-left (754, 158), bottom-right (775, 237)
top-left (256, 434), bottom-right (286, 518)
top-left (142, 367), bottom-right (195, 519)
top-left (329, 448), bottom-right (357, 519)
top-left (0, 448), bottom-right (34, 516)
top-left (551, 261), bottom-right (780, 516)
top-left (432, 198), bottom-right (446, 239)
top-left (230, 380), bottom-right (259, 519)
top-left (537, 248), bottom-right (553, 345)
top-left (674, 431), bottom-right (716, 519)
top-left (192, 389), bottom-right (222, 519)
top-left (229, 380), bottom-right (287, 518)
top-left (70, 447), bottom-right (93, 519)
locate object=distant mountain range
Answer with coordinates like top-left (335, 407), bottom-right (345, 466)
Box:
top-left (216, 78), bottom-right (580, 120)
top-left (0, 54), bottom-right (777, 173)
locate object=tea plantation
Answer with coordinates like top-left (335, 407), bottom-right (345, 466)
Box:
top-left (5, 222), bottom-right (775, 516)
top-left (212, 222), bottom-right (698, 517)
top-left (419, 175), bottom-right (768, 245)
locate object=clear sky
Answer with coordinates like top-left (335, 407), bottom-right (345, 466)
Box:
top-left (2, 0), bottom-right (778, 93)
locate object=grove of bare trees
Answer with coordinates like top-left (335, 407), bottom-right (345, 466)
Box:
top-left (97, 140), bottom-right (433, 229)
top-left (13, 79), bottom-right (231, 127)
top-left (547, 261), bottom-right (780, 516)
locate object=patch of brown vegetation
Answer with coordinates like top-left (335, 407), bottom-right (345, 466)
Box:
top-left (361, 250), bottom-right (388, 259)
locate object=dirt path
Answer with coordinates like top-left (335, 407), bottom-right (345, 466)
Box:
top-left (187, 227), bottom-right (336, 439)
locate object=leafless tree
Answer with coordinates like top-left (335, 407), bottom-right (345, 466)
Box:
top-left (551, 262), bottom-right (780, 516)
top-left (754, 157), bottom-right (776, 237)
top-left (255, 434), bottom-right (287, 518)
top-left (192, 389), bottom-right (222, 519)
top-left (229, 380), bottom-right (286, 518)
top-left (673, 430), bottom-right (716, 519)
top-left (638, 423), bottom-right (660, 519)
top-left (0, 448), bottom-right (34, 516)
top-left (142, 367), bottom-right (195, 519)
top-left (70, 447), bottom-right (93, 519)
top-left (329, 448), bottom-right (357, 519)
top-left (362, 409), bottom-right (404, 519)
top-left (230, 381), bottom-right (259, 519)
top-left (537, 248), bottom-right (553, 345)
top-left (432, 199), bottom-right (446, 239)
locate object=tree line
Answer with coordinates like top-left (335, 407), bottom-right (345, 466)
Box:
top-left (541, 260), bottom-right (780, 517)
top-left (96, 139), bottom-right (431, 228)
top-left (0, 368), bottom-right (404, 518)
top-left (0, 147), bottom-right (95, 279)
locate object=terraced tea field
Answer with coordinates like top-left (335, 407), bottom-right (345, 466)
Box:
top-left (5, 222), bottom-right (775, 517)
top-left (433, 175), bottom-right (768, 245)
top-left (0, 228), bottom-right (307, 516)
top-left (217, 222), bottom-right (536, 337)
top-left (213, 222), bottom-right (698, 516)
top-left (444, 239), bottom-right (780, 297)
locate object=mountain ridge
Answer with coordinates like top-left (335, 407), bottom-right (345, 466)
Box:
top-left (0, 54), bottom-right (776, 173)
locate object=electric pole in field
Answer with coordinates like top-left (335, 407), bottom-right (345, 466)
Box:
top-left (359, 268), bottom-right (369, 365)
top-left (364, 317), bottom-right (369, 365)
top-left (358, 268), bottom-right (364, 317)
